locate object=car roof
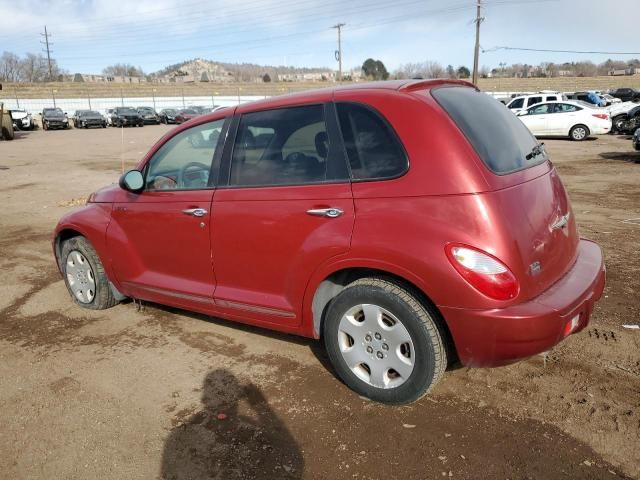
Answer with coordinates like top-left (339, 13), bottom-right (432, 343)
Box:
top-left (228, 79), bottom-right (475, 115)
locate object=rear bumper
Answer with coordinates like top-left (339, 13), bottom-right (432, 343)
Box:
top-left (440, 239), bottom-right (605, 367)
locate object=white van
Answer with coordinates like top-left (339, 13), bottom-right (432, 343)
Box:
top-left (506, 92), bottom-right (567, 113)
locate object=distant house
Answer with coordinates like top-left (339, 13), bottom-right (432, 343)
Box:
top-left (608, 67), bottom-right (638, 76)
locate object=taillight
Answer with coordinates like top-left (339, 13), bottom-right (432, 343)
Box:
top-left (445, 244), bottom-right (519, 301)
top-left (592, 113), bottom-right (609, 120)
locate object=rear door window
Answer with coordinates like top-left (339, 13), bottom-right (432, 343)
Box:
top-left (527, 96), bottom-right (543, 107)
top-left (336, 103), bottom-right (408, 180)
top-left (433, 86), bottom-right (547, 175)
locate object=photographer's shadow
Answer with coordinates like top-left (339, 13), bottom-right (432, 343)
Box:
top-left (161, 369), bottom-right (303, 479)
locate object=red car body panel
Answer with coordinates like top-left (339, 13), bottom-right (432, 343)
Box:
top-left (53, 79), bottom-right (606, 367)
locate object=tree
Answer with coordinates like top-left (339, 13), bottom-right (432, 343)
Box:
top-left (446, 64), bottom-right (456, 79)
top-left (201, 71), bottom-right (209, 82)
top-left (456, 66), bottom-right (471, 78)
top-left (361, 58), bottom-right (389, 80)
top-left (73, 73), bottom-right (84, 82)
top-left (262, 73), bottom-right (271, 83)
top-left (102, 63), bottom-right (144, 77)
top-left (0, 52), bottom-right (21, 82)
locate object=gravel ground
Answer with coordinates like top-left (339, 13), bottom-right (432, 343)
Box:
top-left (0, 126), bottom-right (638, 479)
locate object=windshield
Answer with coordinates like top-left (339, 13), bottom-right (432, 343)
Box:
top-left (116, 108), bottom-right (138, 115)
top-left (138, 108), bottom-right (154, 113)
top-left (432, 86), bottom-right (547, 175)
top-left (180, 109), bottom-right (197, 114)
top-left (163, 109), bottom-right (177, 114)
top-left (44, 108), bottom-right (63, 114)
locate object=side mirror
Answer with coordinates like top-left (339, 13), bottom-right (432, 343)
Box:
top-left (119, 170), bottom-right (144, 193)
top-left (517, 110), bottom-right (527, 116)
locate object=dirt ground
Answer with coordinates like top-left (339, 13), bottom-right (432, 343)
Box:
top-left (0, 126), bottom-right (638, 480)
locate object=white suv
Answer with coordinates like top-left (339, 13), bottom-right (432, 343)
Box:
top-left (506, 92), bottom-right (566, 113)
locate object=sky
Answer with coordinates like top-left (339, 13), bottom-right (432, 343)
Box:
top-left (0, 0), bottom-right (638, 74)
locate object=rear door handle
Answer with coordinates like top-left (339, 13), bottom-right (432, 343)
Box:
top-left (182, 208), bottom-right (208, 217)
top-left (306, 208), bottom-right (344, 218)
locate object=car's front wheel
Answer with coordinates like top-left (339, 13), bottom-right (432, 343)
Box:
top-left (323, 277), bottom-right (447, 404)
top-left (60, 236), bottom-right (119, 310)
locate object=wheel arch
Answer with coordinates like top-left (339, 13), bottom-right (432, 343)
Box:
top-left (308, 266), bottom-right (458, 365)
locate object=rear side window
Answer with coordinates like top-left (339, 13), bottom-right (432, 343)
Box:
top-left (229, 105), bottom-right (337, 187)
top-left (336, 103), bottom-right (407, 180)
top-left (527, 96), bottom-right (542, 107)
top-left (433, 86), bottom-right (546, 174)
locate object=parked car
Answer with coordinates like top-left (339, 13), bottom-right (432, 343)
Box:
top-left (104, 108), bottom-right (116, 126)
top-left (111, 107), bottom-right (144, 127)
top-left (175, 108), bottom-right (199, 124)
top-left (633, 128), bottom-right (640, 151)
top-left (159, 108), bottom-right (179, 124)
top-left (137, 107), bottom-right (160, 125)
top-left (10, 109), bottom-right (34, 130)
top-left (565, 91), bottom-right (606, 108)
top-left (75, 110), bottom-right (107, 129)
top-left (53, 79), bottom-right (605, 404)
top-left (608, 102), bottom-right (640, 133)
top-left (609, 87), bottom-right (640, 103)
top-left (191, 106), bottom-right (209, 115)
top-left (611, 105), bottom-right (640, 135)
top-left (600, 93), bottom-right (622, 106)
top-left (506, 92), bottom-right (566, 113)
top-left (517, 100), bottom-right (611, 140)
top-left (42, 107), bottom-right (69, 130)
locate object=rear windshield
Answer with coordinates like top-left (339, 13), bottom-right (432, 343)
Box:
top-left (432, 86), bottom-right (547, 174)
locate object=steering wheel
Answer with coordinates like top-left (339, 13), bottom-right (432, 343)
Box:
top-left (284, 152), bottom-right (307, 165)
top-left (178, 161), bottom-right (210, 188)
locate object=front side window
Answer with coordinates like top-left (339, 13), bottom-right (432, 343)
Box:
top-left (509, 98), bottom-right (524, 109)
top-left (336, 103), bottom-right (407, 180)
top-left (229, 105), bottom-right (333, 187)
top-left (145, 119), bottom-right (225, 190)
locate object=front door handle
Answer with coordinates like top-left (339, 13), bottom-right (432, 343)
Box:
top-left (306, 208), bottom-right (344, 218)
top-left (183, 208), bottom-right (208, 217)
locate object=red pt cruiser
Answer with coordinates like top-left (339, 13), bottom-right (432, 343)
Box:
top-left (54, 80), bottom-right (605, 404)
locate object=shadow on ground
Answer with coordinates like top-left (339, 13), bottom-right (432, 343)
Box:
top-left (161, 369), bottom-right (303, 479)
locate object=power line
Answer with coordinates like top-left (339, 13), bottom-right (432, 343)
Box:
top-left (40, 25), bottom-right (53, 80)
top-left (483, 46), bottom-right (640, 55)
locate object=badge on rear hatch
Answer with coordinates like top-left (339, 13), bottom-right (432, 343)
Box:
top-left (529, 260), bottom-right (541, 276)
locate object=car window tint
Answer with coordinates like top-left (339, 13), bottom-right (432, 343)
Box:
top-left (555, 104), bottom-right (578, 113)
top-left (230, 105), bottom-right (330, 187)
top-left (146, 119), bottom-right (224, 191)
top-left (509, 98), bottom-right (524, 109)
top-left (527, 97), bottom-right (543, 107)
top-left (336, 103), bottom-right (407, 180)
top-left (530, 104), bottom-right (552, 115)
top-left (433, 86), bottom-right (546, 175)
top-left (547, 96), bottom-right (557, 101)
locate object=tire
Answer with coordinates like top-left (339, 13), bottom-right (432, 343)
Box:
top-left (570, 124), bottom-right (589, 141)
top-left (43, 121), bottom-right (48, 131)
top-left (60, 236), bottom-right (119, 310)
top-left (323, 277), bottom-right (447, 404)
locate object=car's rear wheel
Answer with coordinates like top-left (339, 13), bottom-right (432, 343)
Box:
top-left (61, 236), bottom-right (119, 310)
top-left (323, 277), bottom-right (447, 404)
top-left (570, 124), bottom-right (589, 141)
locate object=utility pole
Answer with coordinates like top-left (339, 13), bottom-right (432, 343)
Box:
top-left (472, 1), bottom-right (484, 85)
top-left (332, 23), bottom-right (345, 82)
top-left (40, 26), bottom-right (53, 81)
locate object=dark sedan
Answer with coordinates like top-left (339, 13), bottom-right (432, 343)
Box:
top-left (76, 110), bottom-right (107, 129)
top-left (137, 107), bottom-right (160, 125)
top-left (112, 107), bottom-right (144, 128)
top-left (42, 107), bottom-right (69, 130)
top-left (159, 108), bottom-right (179, 124)
top-left (175, 109), bottom-right (199, 124)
